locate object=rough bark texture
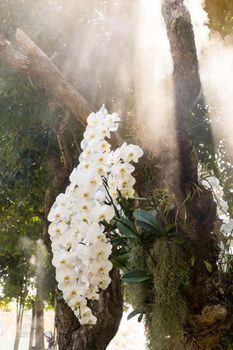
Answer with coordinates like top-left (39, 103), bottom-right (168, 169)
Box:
top-left (162, 0), bottom-right (201, 202)
top-left (0, 30), bottom-right (93, 126)
top-left (162, 0), bottom-right (201, 127)
top-left (55, 269), bottom-right (123, 350)
top-left (28, 303), bottom-right (36, 350)
top-left (162, 1), bottom-right (233, 349)
top-left (35, 275), bottom-right (45, 350)
top-left (35, 298), bottom-right (45, 350)
top-left (13, 296), bottom-right (24, 350)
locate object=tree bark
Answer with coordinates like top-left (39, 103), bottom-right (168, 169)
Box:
top-left (55, 269), bottom-right (123, 350)
top-left (28, 303), bottom-right (36, 350)
top-left (162, 0), bottom-right (201, 127)
top-left (13, 293), bottom-right (25, 350)
top-left (162, 1), bottom-right (233, 349)
top-left (35, 283), bottom-right (45, 350)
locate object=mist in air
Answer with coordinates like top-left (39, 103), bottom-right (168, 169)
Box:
top-left (46, 0), bottom-right (233, 162)
top-left (2, 0), bottom-right (233, 164)
top-left (185, 0), bottom-right (233, 161)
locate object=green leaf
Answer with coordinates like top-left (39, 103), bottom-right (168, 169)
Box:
top-left (141, 230), bottom-right (158, 242)
top-left (122, 271), bottom-right (151, 283)
top-left (118, 217), bottom-right (135, 231)
top-left (135, 220), bottom-right (157, 234)
top-left (110, 218), bottom-right (117, 226)
top-left (118, 197), bottom-right (132, 218)
top-left (110, 254), bottom-right (128, 268)
top-left (111, 238), bottom-right (124, 246)
top-left (138, 313), bottom-right (144, 322)
top-left (168, 233), bottom-right (187, 245)
top-left (191, 256), bottom-right (195, 267)
top-left (133, 210), bottom-right (156, 226)
top-left (204, 260), bottom-right (212, 273)
top-left (127, 309), bottom-right (142, 320)
top-left (31, 215), bottom-right (40, 223)
top-left (165, 223), bottom-right (176, 233)
top-left (116, 217), bottom-right (138, 239)
top-left (133, 209), bottom-right (163, 234)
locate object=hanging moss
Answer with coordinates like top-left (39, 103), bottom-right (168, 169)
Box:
top-left (124, 238), bottom-right (189, 350)
top-left (145, 240), bottom-right (189, 350)
top-left (124, 243), bottom-right (153, 313)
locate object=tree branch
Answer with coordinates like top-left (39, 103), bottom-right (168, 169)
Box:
top-left (0, 29), bottom-right (94, 126)
top-left (0, 29), bottom-right (122, 147)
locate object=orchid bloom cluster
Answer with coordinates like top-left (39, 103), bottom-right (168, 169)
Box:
top-left (202, 175), bottom-right (233, 241)
top-left (48, 106), bottom-right (143, 325)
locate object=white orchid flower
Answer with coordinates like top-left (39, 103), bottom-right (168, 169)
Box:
top-left (48, 106), bottom-right (143, 325)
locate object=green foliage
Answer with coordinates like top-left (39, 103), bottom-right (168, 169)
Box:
top-left (124, 243), bottom-right (152, 314)
top-left (116, 217), bottom-right (138, 239)
top-left (122, 271), bottom-right (152, 283)
top-left (127, 309), bottom-right (143, 321)
top-left (0, 8), bottom-right (54, 307)
top-left (204, 260), bottom-right (213, 273)
top-left (133, 209), bottom-right (164, 235)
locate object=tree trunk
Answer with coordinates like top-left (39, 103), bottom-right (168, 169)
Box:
top-left (28, 303), bottom-right (36, 350)
top-left (55, 269), bottom-right (123, 350)
top-left (162, 1), bottom-right (233, 349)
top-left (35, 300), bottom-right (45, 350)
top-left (13, 295), bottom-right (24, 350)
top-left (35, 262), bottom-right (45, 350)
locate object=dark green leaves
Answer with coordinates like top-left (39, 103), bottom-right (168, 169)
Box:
top-left (191, 256), bottom-right (195, 267)
top-left (133, 209), bottom-right (158, 228)
top-left (122, 271), bottom-right (151, 283)
top-left (127, 309), bottom-right (144, 322)
top-left (116, 217), bottom-right (138, 239)
top-left (204, 260), bottom-right (212, 273)
top-left (168, 233), bottom-right (187, 245)
top-left (133, 209), bottom-right (164, 236)
top-left (111, 254), bottom-right (129, 268)
top-left (117, 196), bottom-right (133, 219)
